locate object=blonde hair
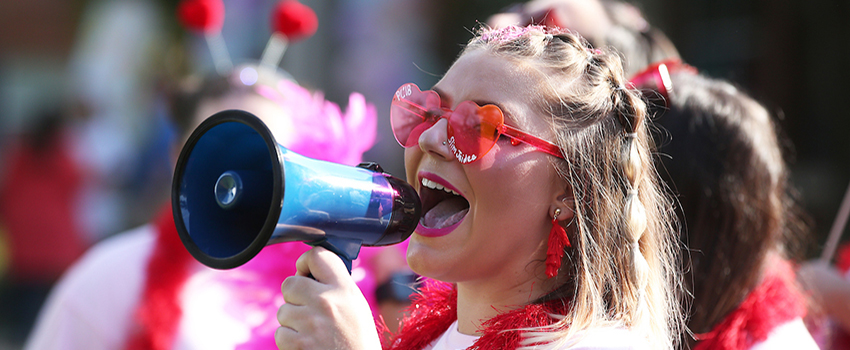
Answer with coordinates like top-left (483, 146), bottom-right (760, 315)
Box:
top-left (465, 26), bottom-right (684, 349)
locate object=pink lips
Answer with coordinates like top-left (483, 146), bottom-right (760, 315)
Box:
top-left (415, 172), bottom-right (466, 238)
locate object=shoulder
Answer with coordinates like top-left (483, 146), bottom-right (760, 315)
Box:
top-left (561, 327), bottom-right (650, 350)
top-left (47, 224), bottom-right (155, 294)
top-left (749, 318), bottom-right (819, 350)
top-left (63, 225), bottom-right (156, 286)
top-left (25, 225), bottom-right (157, 349)
top-left (85, 225), bottom-right (156, 259)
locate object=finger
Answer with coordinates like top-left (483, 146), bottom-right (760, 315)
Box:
top-left (274, 327), bottom-right (293, 350)
top-left (276, 303), bottom-right (323, 348)
top-left (275, 326), bottom-right (314, 350)
top-left (295, 246), bottom-right (350, 285)
top-left (276, 302), bottom-right (303, 331)
top-left (280, 275), bottom-right (316, 306)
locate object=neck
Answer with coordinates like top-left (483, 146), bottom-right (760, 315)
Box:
top-left (454, 269), bottom-right (558, 335)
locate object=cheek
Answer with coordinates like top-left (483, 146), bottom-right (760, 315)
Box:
top-left (468, 151), bottom-right (561, 222)
top-left (403, 148), bottom-right (422, 184)
top-left (471, 142), bottom-right (502, 169)
top-left (471, 144), bottom-right (548, 193)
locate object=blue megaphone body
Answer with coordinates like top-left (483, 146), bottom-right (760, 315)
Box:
top-left (172, 109), bottom-right (420, 271)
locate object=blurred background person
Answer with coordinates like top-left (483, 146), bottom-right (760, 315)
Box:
top-left (25, 62), bottom-right (413, 350)
top-left (23, 0), bottom-right (417, 347)
top-left (0, 107), bottom-right (88, 346)
top-left (653, 69), bottom-right (817, 349)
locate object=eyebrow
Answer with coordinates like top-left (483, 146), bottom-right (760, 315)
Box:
top-left (432, 86), bottom-right (515, 122)
top-left (432, 87), bottom-right (451, 108)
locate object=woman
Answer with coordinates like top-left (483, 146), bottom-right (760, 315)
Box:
top-left (275, 25), bottom-right (684, 350)
top-left (654, 70), bottom-right (818, 349)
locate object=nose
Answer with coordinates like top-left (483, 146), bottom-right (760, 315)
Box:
top-left (418, 118), bottom-right (453, 162)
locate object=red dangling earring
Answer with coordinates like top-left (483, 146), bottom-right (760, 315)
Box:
top-left (545, 208), bottom-right (570, 278)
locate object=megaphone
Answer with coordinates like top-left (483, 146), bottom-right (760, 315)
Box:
top-left (171, 109), bottom-right (421, 272)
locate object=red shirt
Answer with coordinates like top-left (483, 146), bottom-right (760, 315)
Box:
top-left (0, 134), bottom-right (88, 283)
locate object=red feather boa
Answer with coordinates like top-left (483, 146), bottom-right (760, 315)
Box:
top-left (125, 205), bottom-right (194, 350)
top-left (693, 259), bottom-right (807, 350)
top-left (830, 243), bottom-right (850, 349)
top-left (384, 280), bottom-right (569, 350)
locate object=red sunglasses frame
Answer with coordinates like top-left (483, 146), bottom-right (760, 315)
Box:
top-left (391, 83), bottom-right (564, 163)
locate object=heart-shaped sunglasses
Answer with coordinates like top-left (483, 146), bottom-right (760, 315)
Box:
top-left (390, 83), bottom-right (564, 164)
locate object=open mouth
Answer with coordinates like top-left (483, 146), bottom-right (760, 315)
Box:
top-left (419, 177), bottom-right (470, 229)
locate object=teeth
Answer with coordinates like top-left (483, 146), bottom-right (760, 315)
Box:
top-left (421, 178), bottom-right (460, 196)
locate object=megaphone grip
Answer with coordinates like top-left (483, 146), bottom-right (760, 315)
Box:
top-left (309, 236), bottom-right (362, 274)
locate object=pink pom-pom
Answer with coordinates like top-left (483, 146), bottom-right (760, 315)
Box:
top-left (177, 0), bottom-right (225, 34)
top-left (272, 0), bottom-right (318, 41)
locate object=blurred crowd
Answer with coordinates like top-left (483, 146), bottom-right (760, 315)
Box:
top-left (0, 0), bottom-right (849, 349)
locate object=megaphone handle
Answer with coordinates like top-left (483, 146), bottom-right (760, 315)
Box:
top-left (309, 236), bottom-right (363, 275)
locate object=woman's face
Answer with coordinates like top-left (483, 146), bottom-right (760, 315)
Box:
top-left (404, 49), bottom-right (569, 285)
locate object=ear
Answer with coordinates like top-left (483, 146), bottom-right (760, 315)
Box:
top-left (551, 191), bottom-right (575, 222)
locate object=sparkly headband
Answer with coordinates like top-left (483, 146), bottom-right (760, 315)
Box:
top-left (478, 24), bottom-right (565, 43)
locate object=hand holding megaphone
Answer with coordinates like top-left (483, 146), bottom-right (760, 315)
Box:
top-left (172, 109), bottom-right (421, 272)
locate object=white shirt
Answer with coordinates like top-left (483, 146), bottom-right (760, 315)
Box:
top-left (424, 321), bottom-right (650, 350)
top-left (25, 226), bottom-right (154, 350)
top-left (24, 225), bottom-right (276, 350)
top-left (749, 318), bottom-right (819, 350)
top-left (25, 223), bottom-right (391, 350)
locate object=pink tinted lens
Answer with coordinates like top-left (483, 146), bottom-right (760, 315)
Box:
top-left (391, 84), bottom-right (442, 147)
top-left (447, 101), bottom-right (503, 163)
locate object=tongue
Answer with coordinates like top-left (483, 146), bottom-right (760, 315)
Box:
top-left (422, 197), bottom-right (469, 229)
